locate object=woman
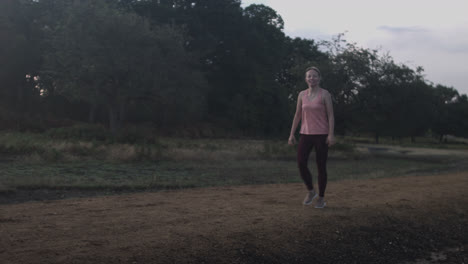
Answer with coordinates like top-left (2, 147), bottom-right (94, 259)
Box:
top-left (288, 66), bottom-right (335, 208)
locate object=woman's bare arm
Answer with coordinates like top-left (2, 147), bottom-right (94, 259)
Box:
top-left (324, 90), bottom-right (335, 146)
top-left (288, 92), bottom-right (303, 145)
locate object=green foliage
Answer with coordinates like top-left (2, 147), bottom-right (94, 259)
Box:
top-left (331, 142), bottom-right (356, 152)
top-left (41, 0), bottom-right (205, 134)
top-left (0, 139), bottom-right (461, 195)
top-left (45, 123), bottom-right (163, 145)
top-left (431, 85), bottom-right (468, 140)
top-left (1, 1), bottom-right (467, 139)
top-left (114, 126), bottom-right (160, 144)
top-left (317, 35), bottom-right (441, 142)
top-left (42, 148), bottom-right (64, 162)
top-left (0, 0), bottom-right (43, 114)
top-left (46, 124), bottom-right (110, 141)
top-left (0, 131), bottom-right (97, 161)
top-left (0, 106), bottom-right (50, 132)
top-left (0, 132), bottom-right (45, 155)
top-left (260, 141), bottom-right (295, 159)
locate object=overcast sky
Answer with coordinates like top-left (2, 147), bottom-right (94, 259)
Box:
top-left (241, 0), bottom-right (468, 95)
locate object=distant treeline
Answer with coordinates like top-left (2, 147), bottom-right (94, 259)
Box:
top-left (1, 0), bottom-right (467, 142)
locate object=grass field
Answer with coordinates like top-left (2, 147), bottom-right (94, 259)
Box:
top-left (0, 156), bottom-right (457, 192)
top-left (1, 131), bottom-right (466, 200)
top-left (1, 132), bottom-right (467, 263)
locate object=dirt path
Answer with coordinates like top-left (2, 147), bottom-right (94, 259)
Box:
top-left (356, 143), bottom-right (468, 157)
top-left (1, 172), bottom-right (467, 264)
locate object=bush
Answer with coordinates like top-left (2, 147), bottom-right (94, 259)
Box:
top-left (332, 142), bottom-right (355, 152)
top-left (0, 132), bottom-right (45, 154)
top-left (260, 141), bottom-right (295, 159)
top-left (114, 125), bottom-right (159, 144)
top-left (46, 124), bottom-right (111, 141)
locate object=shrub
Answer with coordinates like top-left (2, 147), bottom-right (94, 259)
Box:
top-left (260, 141), bottom-right (295, 159)
top-left (331, 142), bottom-right (355, 152)
top-left (46, 124), bottom-right (110, 141)
top-left (0, 132), bottom-right (45, 154)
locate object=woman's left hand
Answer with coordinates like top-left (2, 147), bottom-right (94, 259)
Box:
top-left (326, 135), bottom-right (335, 146)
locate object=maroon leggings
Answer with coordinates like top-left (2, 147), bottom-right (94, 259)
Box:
top-left (297, 134), bottom-right (328, 197)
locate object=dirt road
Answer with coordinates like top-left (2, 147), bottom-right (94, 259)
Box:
top-left (356, 143), bottom-right (468, 157)
top-left (1, 172), bottom-right (467, 264)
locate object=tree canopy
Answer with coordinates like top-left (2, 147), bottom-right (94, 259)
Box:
top-left (1, 0), bottom-right (467, 141)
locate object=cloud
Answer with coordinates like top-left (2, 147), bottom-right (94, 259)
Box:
top-left (374, 25), bottom-right (468, 54)
top-left (240, 0), bottom-right (468, 95)
top-left (377, 26), bottom-right (429, 34)
top-left (369, 25), bottom-right (468, 94)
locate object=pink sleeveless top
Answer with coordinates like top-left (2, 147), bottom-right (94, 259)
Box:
top-left (300, 88), bottom-right (329, 135)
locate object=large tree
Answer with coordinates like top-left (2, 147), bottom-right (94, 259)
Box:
top-left (130, 1), bottom-right (292, 135)
top-left (41, 0), bottom-right (204, 134)
top-left (320, 35), bottom-right (434, 142)
top-left (431, 85), bottom-right (468, 141)
top-left (319, 34), bottom-right (380, 136)
top-left (0, 0), bottom-right (42, 116)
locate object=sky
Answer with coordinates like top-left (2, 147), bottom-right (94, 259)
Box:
top-left (241, 0), bottom-right (468, 96)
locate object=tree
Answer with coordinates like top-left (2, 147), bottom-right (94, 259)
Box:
top-left (320, 34), bottom-right (434, 142)
top-left (41, 0), bottom-right (204, 134)
top-left (377, 64), bottom-right (433, 142)
top-left (319, 34), bottom-right (380, 136)
top-left (431, 85), bottom-right (468, 141)
top-left (224, 4), bottom-right (290, 135)
top-left (130, 1), bottom-right (293, 136)
top-left (451, 94), bottom-right (468, 138)
top-left (277, 37), bottom-right (328, 136)
top-left (0, 0), bottom-right (43, 115)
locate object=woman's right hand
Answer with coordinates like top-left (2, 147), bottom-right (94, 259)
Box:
top-left (288, 135), bottom-right (296, 145)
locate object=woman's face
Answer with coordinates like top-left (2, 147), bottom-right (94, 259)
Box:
top-left (305, 70), bottom-right (320, 87)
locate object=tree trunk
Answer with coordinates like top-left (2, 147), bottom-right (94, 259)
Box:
top-left (108, 98), bottom-right (127, 135)
top-left (375, 132), bottom-right (379, 144)
top-left (89, 103), bottom-right (97, 123)
top-left (108, 104), bottom-right (120, 135)
top-left (16, 82), bottom-right (25, 113)
top-left (411, 136), bottom-right (416, 143)
top-left (119, 99), bottom-right (126, 125)
top-left (15, 83), bottom-right (25, 130)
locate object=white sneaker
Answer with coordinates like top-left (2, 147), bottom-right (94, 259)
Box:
top-left (314, 197), bottom-right (326, 208)
top-left (303, 190), bottom-right (318, 205)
